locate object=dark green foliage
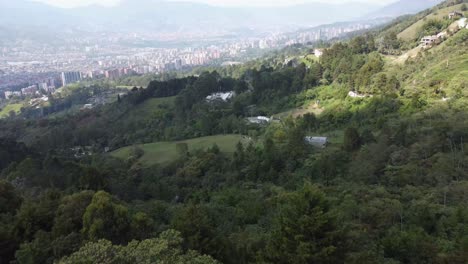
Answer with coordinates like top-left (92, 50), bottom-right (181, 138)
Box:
top-left (299, 113), bottom-right (317, 132)
top-left (79, 167), bottom-right (109, 191)
top-left (382, 228), bottom-right (438, 263)
top-left (0, 182), bottom-right (22, 262)
top-left (59, 229), bottom-right (219, 264)
top-left (53, 191), bottom-right (94, 237)
top-left (171, 204), bottom-right (219, 257)
top-left (0, 180), bottom-right (22, 214)
top-left (343, 127), bottom-right (361, 152)
top-left (0, 139), bottom-right (30, 171)
top-left (130, 212), bottom-right (154, 240)
top-left (419, 19), bottom-right (451, 39)
top-left (15, 231), bottom-right (53, 264)
top-left (264, 184), bottom-right (347, 264)
top-left (0, 8), bottom-right (467, 263)
top-left (14, 191), bottom-right (62, 241)
top-left (175, 143), bottom-right (189, 158)
top-left (354, 53), bottom-right (384, 92)
top-left (378, 31), bottom-right (402, 54)
top-left (82, 191), bottom-right (130, 244)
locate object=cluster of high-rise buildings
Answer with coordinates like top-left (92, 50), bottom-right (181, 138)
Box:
top-left (1, 19), bottom-right (388, 95)
top-left (3, 76), bottom-right (58, 100)
top-left (61, 71), bottom-right (82, 87)
top-left (4, 83), bottom-right (56, 100)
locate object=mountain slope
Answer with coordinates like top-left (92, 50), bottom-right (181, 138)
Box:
top-left (366, 0), bottom-right (445, 18)
top-left (397, 3), bottom-right (466, 40)
top-left (1, 0), bottom-right (380, 33)
top-left (0, 0), bottom-right (76, 27)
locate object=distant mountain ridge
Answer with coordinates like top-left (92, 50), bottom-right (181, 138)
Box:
top-left (365, 0), bottom-right (445, 18)
top-left (0, 0), bottom-right (447, 42)
top-left (0, 0), bottom-right (381, 33)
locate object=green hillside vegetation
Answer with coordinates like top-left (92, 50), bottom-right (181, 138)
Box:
top-left (398, 3), bottom-right (466, 41)
top-left (1, 1), bottom-right (468, 263)
top-left (385, 30), bottom-right (468, 100)
top-left (130, 96), bottom-right (176, 115)
top-left (300, 54), bottom-right (319, 67)
top-left (112, 134), bottom-right (247, 166)
top-left (0, 103), bottom-right (23, 118)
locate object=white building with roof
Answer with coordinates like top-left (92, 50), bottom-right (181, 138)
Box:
top-left (314, 49), bottom-right (324, 58)
top-left (305, 137), bottom-right (328, 148)
top-left (421, 35), bottom-right (438, 47)
top-left (206, 91), bottom-right (235, 102)
top-left (247, 116), bottom-right (271, 124)
top-left (458, 18), bottom-right (467, 29)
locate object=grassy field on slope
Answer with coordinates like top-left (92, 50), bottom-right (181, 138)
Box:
top-left (398, 4), bottom-right (465, 41)
top-left (0, 103), bottom-right (24, 118)
top-left (109, 96), bottom-right (176, 127)
top-left (133, 96), bottom-right (176, 114)
top-left (403, 38), bottom-right (467, 97)
top-left (111, 134), bottom-right (248, 166)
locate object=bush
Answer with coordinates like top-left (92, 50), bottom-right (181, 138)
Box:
top-left (418, 19), bottom-right (450, 38)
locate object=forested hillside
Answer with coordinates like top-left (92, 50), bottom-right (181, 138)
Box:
top-left (0, 1), bottom-right (467, 263)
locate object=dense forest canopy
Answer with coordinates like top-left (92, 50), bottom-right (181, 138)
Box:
top-left (0, 1), bottom-right (467, 263)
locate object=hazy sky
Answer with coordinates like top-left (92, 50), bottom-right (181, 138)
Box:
top-left (34, 0), bottom-right (397, 8)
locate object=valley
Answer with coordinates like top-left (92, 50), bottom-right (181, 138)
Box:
top-left (0, 1), bottom-right (467, 263)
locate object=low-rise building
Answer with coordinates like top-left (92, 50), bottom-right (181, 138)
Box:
top-left (458, 17), bottom-right (467, 29)
top-left (70, 146), bottom-right (93, 158)
top-left (4, 91), bottom-right (22, 99)
top-left (81, 104), bottom-right (93, 110)
top-left (61, 71), bottom-right (82, 87)
top-left (314, 49), bottom-right (324, 58)
top-left (436, 31), bottom-right (447, 39)
top-left (449, 11), bottom-right (463, 19)
top-left (29, 96), bottom-right (49, 108)
top-left (305, 136), bottom-right (328, 148)
top-left (21, 85), bottom-right (38, 96)
top-left (247, 116), bottom-right (271, 124)
top-left (420, 35), bottom-right (438, 47)
top-left (206, 91), bottom-right (235, 102)
top-left (348, 91), bottom-right (367, 98)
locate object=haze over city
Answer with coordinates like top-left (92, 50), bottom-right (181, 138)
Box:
top-left (34, 0), bottom-right (398, 8)
top-left (1, 0), bottom-right (444, 92)
top-left (1, 0), bottom-right (467, 263)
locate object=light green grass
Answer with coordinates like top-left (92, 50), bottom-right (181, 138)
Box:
top-left (398, 4), bottom-right (465, 41)
top-left (111, 134), bottom-right (248, 166)
top-left (135, 97), bottom-right (175, 113)
top-left (404, 45), bottom-right (468, 98)
top-left (300, 54), bottom-right (319, 67)
top-left (0, 103), bottom-right (23, 118)
top-left (274, 101), bottom-right (324, 119)
top-left (322, 130), bottom-right (344, 145)
top-left (118, 97), bottom-right (176, 123)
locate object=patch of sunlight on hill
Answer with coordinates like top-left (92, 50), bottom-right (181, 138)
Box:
top-left (398, 4), bottom-right (466, 41)
top-left (111, 134), bottom-right (249, 166)
top-left (133, 97), bottom-right (176, 114)
top-left (0, 103), bottom-right (23, 118)
top-left (402, 45), bottom-right (468, 98)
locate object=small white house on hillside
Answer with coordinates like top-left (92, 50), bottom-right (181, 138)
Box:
top-left (206, 91), bottom-right (235, 102)
top-left (314, 49), bottom-right (324, 58)
top-left (305, 137), bottom-right (328, 148)
top-left (348, 91), bottom-right (367, 98)
top-left (420, 35), bottom-right (438, 47)
top-left (449, 11), bottom-right (463, 19)
top-left (247, 116), bottom-right (271, 124)
top-left (458, 18), bottom-right (467, 29)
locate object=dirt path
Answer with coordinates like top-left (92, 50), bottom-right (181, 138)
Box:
top-left (392, 46), bottom-right (423, 64)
